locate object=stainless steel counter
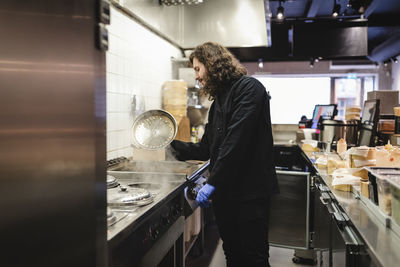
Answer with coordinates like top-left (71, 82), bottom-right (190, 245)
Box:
top-left (307, 152), bottom-right (400, 267)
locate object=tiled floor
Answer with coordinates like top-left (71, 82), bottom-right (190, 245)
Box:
top-left (186, 223), bottom-right (314, 267)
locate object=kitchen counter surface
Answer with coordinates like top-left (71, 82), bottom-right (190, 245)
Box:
top-left (302, 148), bottom-right (400, 267)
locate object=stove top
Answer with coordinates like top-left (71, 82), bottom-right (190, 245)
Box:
top-left (106, 159), bottom-right (210, 267)
top-left (106, 159), bottom-right (202, 241)
top-left (107, 208), bottom-right (128, 227)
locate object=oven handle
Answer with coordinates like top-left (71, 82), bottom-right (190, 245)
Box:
top-left (187, 161), bottom-right (210, 181)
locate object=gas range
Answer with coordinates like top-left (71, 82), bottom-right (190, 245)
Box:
top-left (106, 170), bottom-right (187, 240)
top-left (106, 158), bottom-right (209, 267)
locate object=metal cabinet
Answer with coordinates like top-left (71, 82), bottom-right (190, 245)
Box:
top-left (269, 170), bottom-right (311, 249)
top-left (272, 145), bottom-right (381, 267)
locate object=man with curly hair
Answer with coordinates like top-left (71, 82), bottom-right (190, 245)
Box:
top-left (171, 42), bottom-right (278, 267)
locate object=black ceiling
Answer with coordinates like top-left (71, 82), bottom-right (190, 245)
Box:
top-left (229, 0), bottom-right (400, 63)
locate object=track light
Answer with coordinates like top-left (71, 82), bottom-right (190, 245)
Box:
top-left (277, 1), bottom-right (284, 21)
top-left (309, 58), bottom-right (315, 68)
top-left (348, 0), bottom-right (366, 14)
top-left (258, 58), bottom-right (264, 68)
top-left (332, 1), bottom-right (341, 18)
top-left (392, 57), bottom-right (399, 64)
top-left (309, 57), bottom-right (321, 68)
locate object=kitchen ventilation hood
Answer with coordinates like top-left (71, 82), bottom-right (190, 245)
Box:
top-left (113, 0), bottom-right (270, 49)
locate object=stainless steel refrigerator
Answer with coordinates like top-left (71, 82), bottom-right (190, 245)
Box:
top-left (0, 0), bottom-right (109, 266)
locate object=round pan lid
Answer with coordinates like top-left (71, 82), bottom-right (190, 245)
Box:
top-left (107, 187), bottom-right (154, 206)
top-left (132, 109), bottom-right (177, 150)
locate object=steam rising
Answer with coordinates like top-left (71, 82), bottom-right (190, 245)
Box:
top-left (106, 154), bottom-right (198, 210)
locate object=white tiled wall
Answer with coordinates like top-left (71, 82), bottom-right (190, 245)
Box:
top-left (106, 6), bottom-right (182, 160)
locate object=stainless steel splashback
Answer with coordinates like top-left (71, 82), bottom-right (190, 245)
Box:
top-left (116, 0), bottom-right (270, 48)
top-left (0, 0), bottom-right (106, 266)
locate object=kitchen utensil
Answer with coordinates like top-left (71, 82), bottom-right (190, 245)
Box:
top-left (132, 109), bottom-right (177, 150)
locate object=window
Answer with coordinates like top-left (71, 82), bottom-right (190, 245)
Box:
top-left (255, 75), bottom-right (376, 124)
top-left (255, 77), bottom-right (331, 124)
top-left (333, 76), bottom-right (376, 120)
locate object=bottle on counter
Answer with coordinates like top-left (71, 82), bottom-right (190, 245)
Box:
top-left (190, 127), bottom-right (198, 143)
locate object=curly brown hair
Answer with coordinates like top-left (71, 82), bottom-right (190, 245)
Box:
top-left (189, 42), bottom-right (247, 99)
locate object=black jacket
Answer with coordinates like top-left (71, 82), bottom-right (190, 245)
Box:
top-left (171, 76), bottom-right (278, 201)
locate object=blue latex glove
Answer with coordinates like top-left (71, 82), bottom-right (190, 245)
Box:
top-left (196, 183), bottom-right (215, 208)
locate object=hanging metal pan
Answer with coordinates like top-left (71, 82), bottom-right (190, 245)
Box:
top-left (132, 109), bottom-right (177, 150)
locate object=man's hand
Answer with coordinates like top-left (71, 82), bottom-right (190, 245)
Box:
top-left (196, 183), bottom-right (215, 208)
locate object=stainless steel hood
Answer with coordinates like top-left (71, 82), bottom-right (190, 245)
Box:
top-left (113, 0), bottom-right (270, 48)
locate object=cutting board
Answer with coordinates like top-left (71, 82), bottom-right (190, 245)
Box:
top-left (174, 116), bottom-right (191, 142)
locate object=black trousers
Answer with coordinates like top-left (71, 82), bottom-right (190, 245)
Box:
top-left (212, 197), bottom-right (271, 267)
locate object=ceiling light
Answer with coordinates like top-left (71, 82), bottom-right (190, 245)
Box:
top-left (277, 1), bottom-right (284, 21)
top-left (258, 58), bottom-right (264, 68)
top-left (392, 57), bottom-right (399, 64)
top-left (348, 0), bottom-right (367, 14)
top-left (332, 2), bottom-right (341, 18)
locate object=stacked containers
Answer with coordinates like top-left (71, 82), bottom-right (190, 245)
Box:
top-left (162, 80), bottom-right (187, 125)
top-left (345, 105), bottom-right (361, 121)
